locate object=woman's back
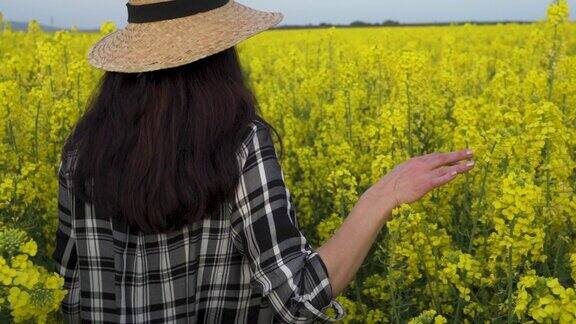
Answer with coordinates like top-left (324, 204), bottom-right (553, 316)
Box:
top-left (52, 119), bottom-right (345, 323)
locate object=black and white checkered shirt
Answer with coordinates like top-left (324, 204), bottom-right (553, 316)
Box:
top-left (52, 119), bottom-right (346, 323)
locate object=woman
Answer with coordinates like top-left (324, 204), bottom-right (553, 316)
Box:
top-left (52, 0), bottom-right (475, 323)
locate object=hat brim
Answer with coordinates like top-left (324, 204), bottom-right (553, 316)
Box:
top-left (87, 1), bottom-right (283, 73)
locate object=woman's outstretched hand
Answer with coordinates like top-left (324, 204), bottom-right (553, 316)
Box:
top-left (317, 149), bottom-right (475, 299)
top-left (363, 149), bottom-right (475, 212)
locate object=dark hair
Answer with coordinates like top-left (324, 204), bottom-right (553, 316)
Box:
top-left (62, 46), bottom-right (283, 234)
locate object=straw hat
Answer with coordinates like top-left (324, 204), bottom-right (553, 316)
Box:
top-left (87, 0), bottom-right (283, 73)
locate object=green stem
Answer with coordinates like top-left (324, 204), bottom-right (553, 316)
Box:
top-left (506, 217), bottom-right (517, 324)
top-left (547, 22), bottom-right (559, 102)
top-left (353, 275), bottom-right (367, 320)
top-left (346, 90), bottom-right (352, 141)
top-left (544, 139), bottom-right (552, 208)
top-left (467, 148), bottom-right (493, 253)
top-left (34, 102), bottom-right (40, 163)
top-left (405, 78), bottom-right (414, 157)
top-left (411, 229), bottom-right (440, 313)
top-left (3, 90), bottom-right (22, 170)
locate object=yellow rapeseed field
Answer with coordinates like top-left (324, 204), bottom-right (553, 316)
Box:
top-left (0, 1), bottom-right (574, 322)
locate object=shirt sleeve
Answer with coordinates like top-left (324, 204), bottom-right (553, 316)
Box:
top-left (51, 158), bottom-right (81, 322)
top-left (229, 120), bottom-right (346, 323)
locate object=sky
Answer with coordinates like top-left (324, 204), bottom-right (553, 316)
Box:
top-left (1, 0), bottom-right (575, 30)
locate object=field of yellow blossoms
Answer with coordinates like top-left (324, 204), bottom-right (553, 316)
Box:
top-left (0, 0), bottom-right (575, 322)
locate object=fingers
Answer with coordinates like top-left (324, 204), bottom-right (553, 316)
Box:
top-left (430, 168), bottom-right (459, 188)
top-left (420, 149), bottom-right (473, 170)
top-left (429, 159), bottom-right (475, 187)
top-left (430, 159), bottom-right (475, 178)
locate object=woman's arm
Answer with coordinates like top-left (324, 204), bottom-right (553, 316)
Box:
top-left (317, 149), bottom-right (475, 297)
top-left (230, 120), bottom-right (347, 322)
top-left (316, 190), bottom-right (395, 297)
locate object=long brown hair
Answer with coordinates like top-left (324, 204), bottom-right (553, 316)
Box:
top-left (61, 46), bottom-right (282, 234)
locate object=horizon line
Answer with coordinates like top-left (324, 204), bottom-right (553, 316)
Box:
top-left (4, 18), bottom-right (566, 33)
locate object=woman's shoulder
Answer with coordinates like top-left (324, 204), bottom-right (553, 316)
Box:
top-left (236, 118), bottom-right (275, 165)
top-left (242, 118), bottom-right (272, 146)
top-left (58, 149), bottom-right (79, 183)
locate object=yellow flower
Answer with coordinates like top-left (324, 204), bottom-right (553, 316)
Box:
top-left (19, 240), bottom-right (37, 257)
top-left (44, 273), bottom-right (64, 290)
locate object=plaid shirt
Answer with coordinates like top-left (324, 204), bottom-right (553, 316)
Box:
top-left (52, 119), bottom-right (346, 323)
